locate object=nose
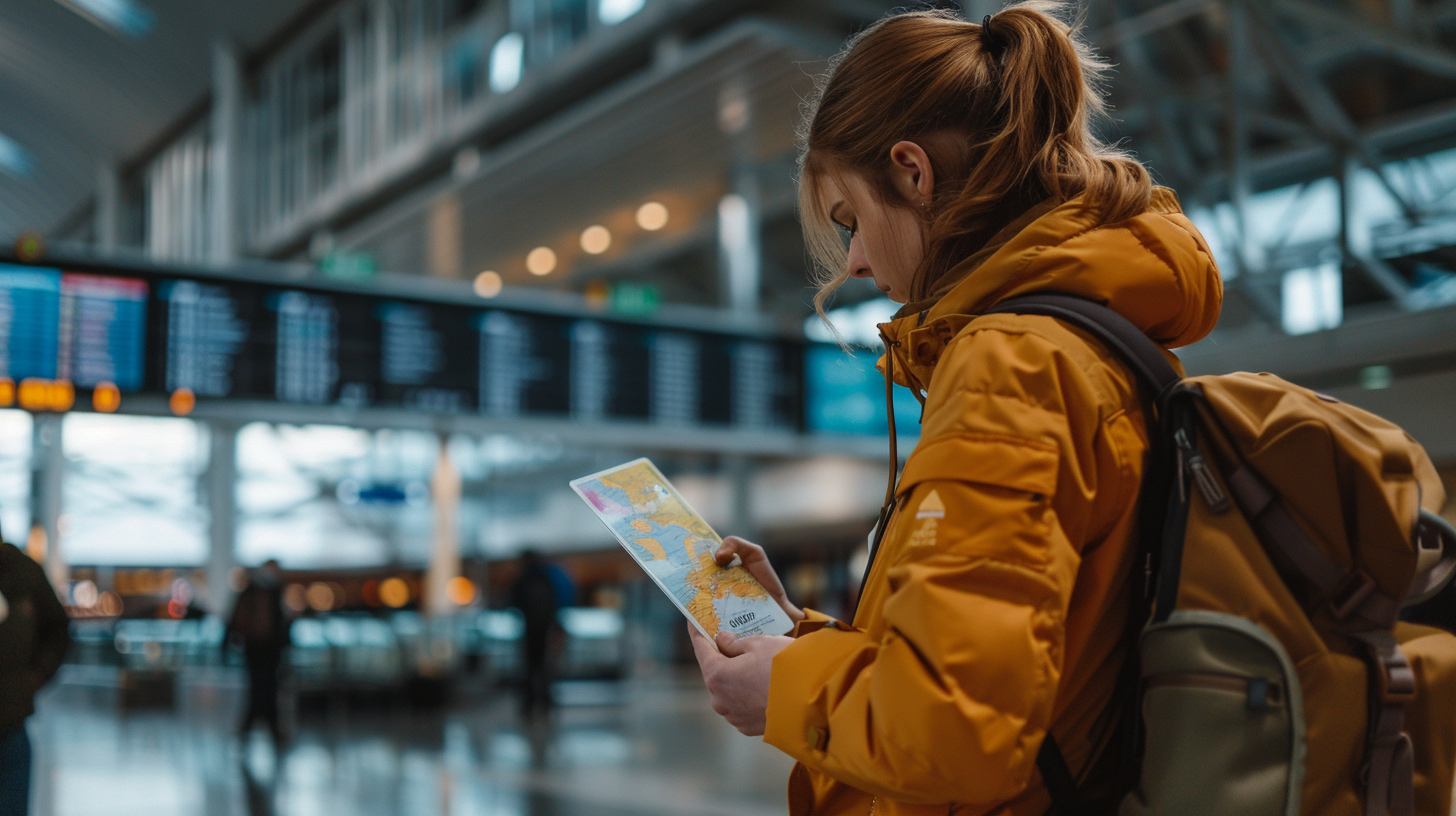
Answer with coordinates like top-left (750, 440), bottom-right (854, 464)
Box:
top-left (846, 234), bottom-right (871, 280)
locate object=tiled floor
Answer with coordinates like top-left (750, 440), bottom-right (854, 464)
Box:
top-left (27, 667), bottom-right (794, 816)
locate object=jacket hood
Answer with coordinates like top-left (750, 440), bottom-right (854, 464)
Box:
top-left (880, 188), bottom-right (1223, 390)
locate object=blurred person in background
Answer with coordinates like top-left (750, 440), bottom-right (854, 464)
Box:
top-left (690, 3), bottom-right (1223, 815)
top-left (225, 559), bottom-right (290, 746)
top-left (509, 550), bottom-right (567, 718)
top-left (0, 536), bottom-right (71, 816)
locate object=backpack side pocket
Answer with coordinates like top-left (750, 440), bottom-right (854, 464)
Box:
top-left (1120, 610), bottom-right (1305, 816)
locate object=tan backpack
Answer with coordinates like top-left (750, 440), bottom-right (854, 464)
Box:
top-left (984, 294), bottom-right (1456, 816)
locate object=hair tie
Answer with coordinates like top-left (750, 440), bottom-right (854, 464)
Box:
top-left (981, 15), bottom-right (1008, 59)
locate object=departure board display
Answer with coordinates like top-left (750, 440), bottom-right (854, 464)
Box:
top-left (0, 256), bottom-right (807, 434)
top-left (156, 280), bottom-right (250, 397)
top-left (0, 264), bottom-right (147, 390)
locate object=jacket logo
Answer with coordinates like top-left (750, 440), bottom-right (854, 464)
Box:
top-left (909, 490), bottom-right (945, 547)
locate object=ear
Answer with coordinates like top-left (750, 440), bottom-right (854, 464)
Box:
top-left (888, 141), bottom-right (934, 208)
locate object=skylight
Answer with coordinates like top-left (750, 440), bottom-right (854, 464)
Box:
top-left (0, 132), bottom-right (34, 179)
top-left (55, 0), bottom-right (155, 39)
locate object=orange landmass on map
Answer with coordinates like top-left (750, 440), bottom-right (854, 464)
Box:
top-left (681, 548), bottom-right (771, 635)
top-left (632, 537), bottom-right (667, 560)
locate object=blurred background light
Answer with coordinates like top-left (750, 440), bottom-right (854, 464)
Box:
top-left (489, 33), bottom-right (524, 94)
top-left (580, 225), bottom-right (611, 254)
top-left (635, 201), bottom-right (668, 231)
top-left (473, 270), bottom-right (502, 297)
top-left (1281, 262), bottom-right (1343, 336)
top-left (0, 132), bottom-right (34, 179)
top-left (803, 297), bottom-right (898, 347)
top-left (55, 0), bottom-right (155, 39)
top-left (526, 246), bottom-right (557, 276)
top-left (598, 0), bottom-right (644, 26)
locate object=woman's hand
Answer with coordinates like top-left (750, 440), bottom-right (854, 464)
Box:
top-left (715, 536), bottom-right (805, 623)
top-left (689, 624), bottom-right (794, 736)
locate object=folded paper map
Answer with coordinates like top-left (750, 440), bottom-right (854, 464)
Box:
top-left (571, 458), bottom-right (794, 639)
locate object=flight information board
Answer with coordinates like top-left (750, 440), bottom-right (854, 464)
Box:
top-left (0, 259), bottom-right (805, 433)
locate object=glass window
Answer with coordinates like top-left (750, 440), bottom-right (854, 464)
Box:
top-left (490, 32), bottom-right (525, 94)
top-left (598, 0), bottom-right (643, 25)
top-left (0, 411), bottom-right (30, 543)
top-left (62, 415), bottom-right (207, 565)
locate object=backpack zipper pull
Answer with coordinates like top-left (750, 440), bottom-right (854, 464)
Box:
top-left (1175, 429), bottom-right (1231, 514)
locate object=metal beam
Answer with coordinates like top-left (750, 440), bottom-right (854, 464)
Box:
top-left (1223, 1), bottom-right (1285, 323)
top-left (1091, 0), bottom-right (1218, 49)
top-left (1100, 3), bottom-right (1197, 188)
top-left (1272, 0), bottom-right (1456, 81)
top-left (1243, 1), bottom-right (1424, 225)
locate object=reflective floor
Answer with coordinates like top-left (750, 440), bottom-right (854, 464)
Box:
top-left (28, 667), bottom-right (794, 816)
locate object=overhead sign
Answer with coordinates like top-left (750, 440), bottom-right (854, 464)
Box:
top-left (0, 260), bottom-right (804, 432)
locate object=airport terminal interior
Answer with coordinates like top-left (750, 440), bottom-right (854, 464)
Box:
top-left (3, 0), bottom-right (1456, 813)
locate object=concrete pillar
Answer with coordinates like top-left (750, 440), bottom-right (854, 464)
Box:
top-left (1339, 152), bottom-right (1373, 259)
top-left (95, 162), bottom-right (122, 253)
top-left (426, 193), bottom-right (463, 278)
top-left (723, 455), bottom-right (757, 542)
top-left (208, 41), bottom-right (244, 264)
top-left (29, 414), bottom-right (66, 594)
top-left (718, 81), bottom-right (761, 315)
top-left (205, 421), bottom-right (240, 616)
top-left (425, 435), bottom-right (462, 616)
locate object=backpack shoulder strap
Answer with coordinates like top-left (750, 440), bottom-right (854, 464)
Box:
top-left (982, 293), bottom-right (1181, 398)
top-left (982, 293), bottom-right (1185, 816)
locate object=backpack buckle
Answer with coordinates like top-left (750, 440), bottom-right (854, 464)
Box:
top-left (1331, 570), bottom-right (1378, 620)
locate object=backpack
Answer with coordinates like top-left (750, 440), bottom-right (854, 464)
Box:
top-left (981, 294), bottom-right (1456, 816)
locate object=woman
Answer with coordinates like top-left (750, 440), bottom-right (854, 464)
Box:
top-left (689, 3), bottom-right (1223, 815)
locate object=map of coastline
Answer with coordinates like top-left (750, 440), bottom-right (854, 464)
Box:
top-left (571, 459), bottom-right (792, 638)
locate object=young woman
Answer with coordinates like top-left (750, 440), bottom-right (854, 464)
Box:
top-left (689, 3), bottom-right (1223, 814)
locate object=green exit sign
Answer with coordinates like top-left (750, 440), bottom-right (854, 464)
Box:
top-left (611, 282), bottom-right (659, 315)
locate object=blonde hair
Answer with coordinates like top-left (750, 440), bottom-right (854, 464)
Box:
top-left (800, 1), bottom-right (1152, 314)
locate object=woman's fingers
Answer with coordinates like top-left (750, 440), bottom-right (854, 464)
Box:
top-left (715, 631), bottom-right (748, 657)
top-left (688, 623), bottom-right (723, 669)
top-left (715, 535), bottom-right (764, 566)
top-left (714, 536), bottom-right (805, 622)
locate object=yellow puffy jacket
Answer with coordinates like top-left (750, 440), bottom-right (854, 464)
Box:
top-left (765, 188), bottom-right (1224, 815)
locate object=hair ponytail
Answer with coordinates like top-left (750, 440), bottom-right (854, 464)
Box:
top-left (800, 1), bottom-right (1152, 309)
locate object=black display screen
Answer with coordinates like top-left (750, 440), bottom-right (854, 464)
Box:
top-left (0, 258), bottom-right (805, 432)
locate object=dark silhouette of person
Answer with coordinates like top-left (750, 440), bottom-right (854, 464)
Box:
top-left (0, 536), bottom-right (71, 816)
top-left (509, 550), bottom-right (564, 718)
top-left (225, 560), bottom-right (290, 746)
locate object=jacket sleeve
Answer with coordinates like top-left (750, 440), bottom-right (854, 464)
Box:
top-left (24, 557), bottom-right (71, 692)
top-left (763, 323), bottom-right (1114, 807)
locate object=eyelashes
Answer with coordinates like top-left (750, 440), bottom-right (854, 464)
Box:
top-left (833, 221), bottom-right (857, 250)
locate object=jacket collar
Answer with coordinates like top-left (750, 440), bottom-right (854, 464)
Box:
top-left (876, 198), bottom-right (1061, 394)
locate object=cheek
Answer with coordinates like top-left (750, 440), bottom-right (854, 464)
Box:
top-left (864, 214), bottom-right (924, 282)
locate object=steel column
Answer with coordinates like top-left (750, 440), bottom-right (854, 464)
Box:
top-left (205, 421), bottom-right (240, 616)
top-left (29, 414), bottom-right (65, 593)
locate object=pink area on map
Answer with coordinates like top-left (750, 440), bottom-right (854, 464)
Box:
top-left (581, 489), bottom-right (607, 511)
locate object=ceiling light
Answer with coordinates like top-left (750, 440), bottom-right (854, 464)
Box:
top-left (474, 271), bottom-right (502, 297)
top-left (636, 201), bottom-right (668, 231)
top-left (580, 225), bottom-right (611, 254)
top-left (526, 247), bottom-right (557, 276)
top-left (0, 132), bottom-right (34, 178)
top-left (55, 0), bottom-right (155, 38)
